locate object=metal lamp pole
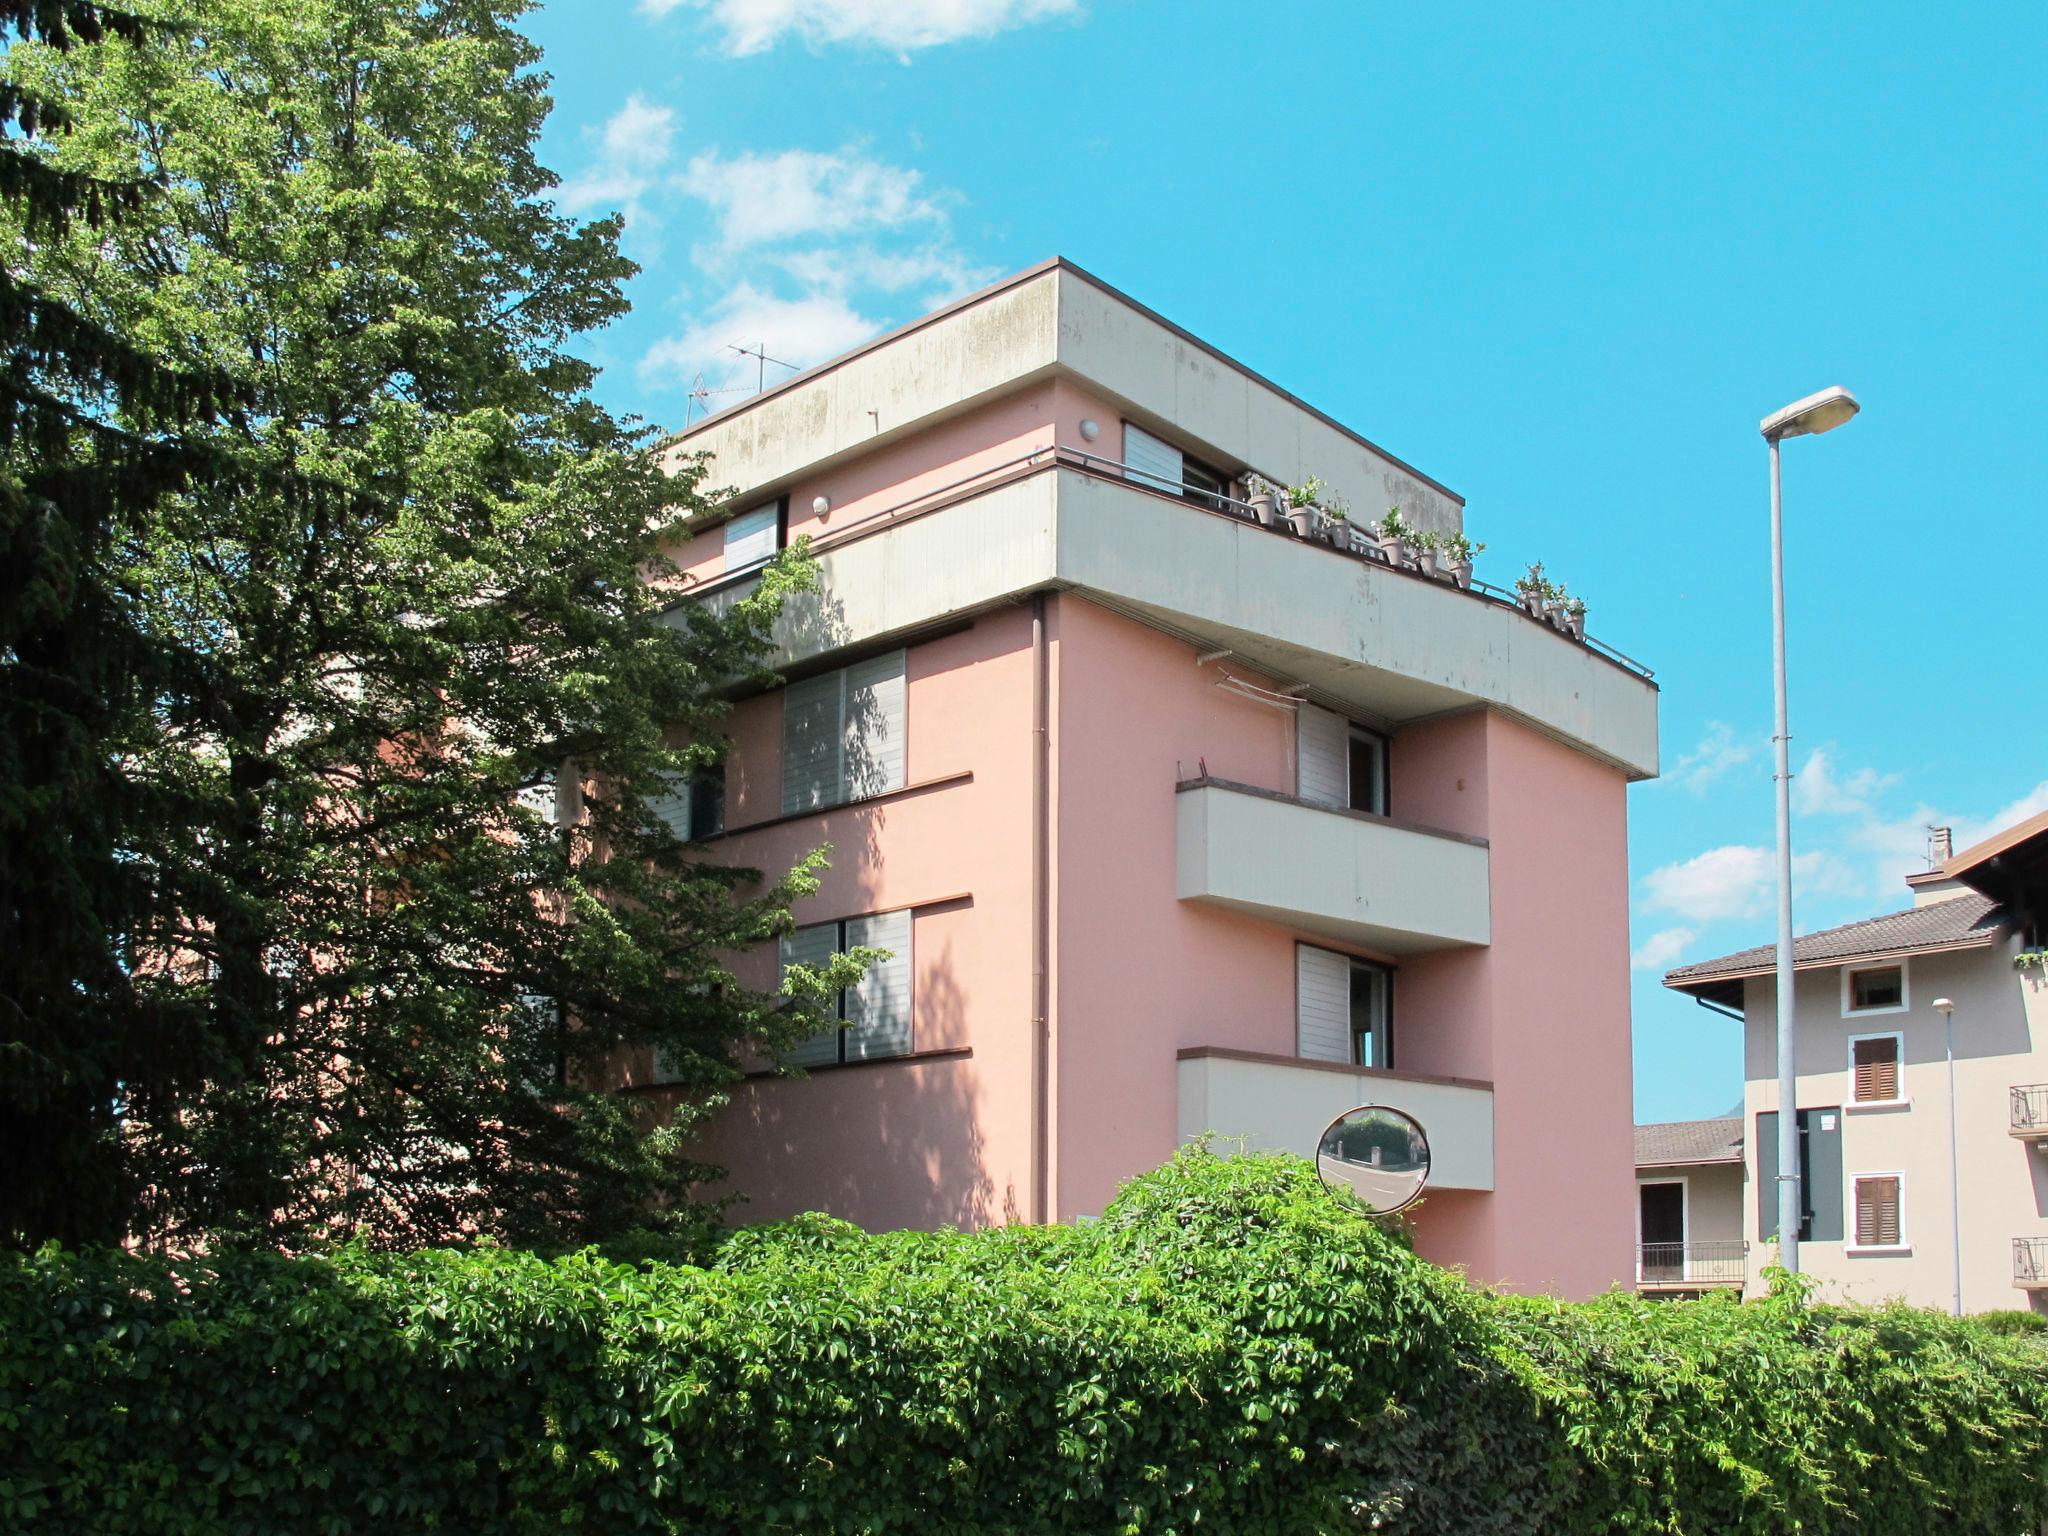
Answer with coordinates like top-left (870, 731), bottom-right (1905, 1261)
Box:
top-left (1935, 996), bottom-right (1961, 1316)
top-left (1760, 386), bottom-right (1860, 1276)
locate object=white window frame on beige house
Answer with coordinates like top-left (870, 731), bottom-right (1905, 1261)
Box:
top-left (1635, 1173), bottom-right (1693, 1283)
top-left (1840, 957), bottom-right (1909, 1017)
top-left (1848, 1169), bottom-right (1910, 1255)
top-left (1844, 1029), bottom-right (1909, 1112)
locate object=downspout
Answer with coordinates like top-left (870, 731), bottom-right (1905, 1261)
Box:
top-left (1031, 592), bottom-right (1052, 1224)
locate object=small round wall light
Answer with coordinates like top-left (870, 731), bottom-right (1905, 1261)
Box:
top-left (1079, 418), bottom-right (1101, 442)
top-left (812, 494), bottom-right (831, 519)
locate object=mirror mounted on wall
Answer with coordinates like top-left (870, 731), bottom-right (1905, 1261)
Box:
top-left (1314, 1104), bottom-right (1431, 1215)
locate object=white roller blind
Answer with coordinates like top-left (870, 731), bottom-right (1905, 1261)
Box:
top-left (1124, 422), bottom-right (1184, 494)
top-left (1297, 944), bottom-right (1353, 1064)
top-left (723, 503), bottom-right (779, 572)
top-left (779, 922), bottom-right (843, 1067)
top-left (1296, 705), bottom-right (1348, 809)
top-left (648, 772), bottom-right (692, 839)
top-left (844, 908), bottom-right (913, 1061)
top-left (780, 651), bottom-right (907, 815)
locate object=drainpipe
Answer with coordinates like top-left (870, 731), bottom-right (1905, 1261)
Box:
top-left (1031, 592), bottom-right (1052, 1224)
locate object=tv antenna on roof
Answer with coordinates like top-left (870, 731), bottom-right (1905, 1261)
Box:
top-left (685, 370), bottom-right (752, 425)
top-left (728, 341), bottom-right (799, 396)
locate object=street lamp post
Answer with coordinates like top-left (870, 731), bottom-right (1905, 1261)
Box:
top-left (1759, 386), bottom-right (1860, 1276)
top-left (1935, 996), bottom-right (1962, 1316)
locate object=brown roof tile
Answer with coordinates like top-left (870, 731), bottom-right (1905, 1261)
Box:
top-left (1636, 1117), bottom-right (1744, 1166)
top-left (1663, 892), bottom-right (2003, 991)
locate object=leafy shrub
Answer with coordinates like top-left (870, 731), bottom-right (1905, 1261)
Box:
top-left (1973, 1308), bottom-right (2048, 1337)
top-left (2, 1150), bottom-right (2043, 1534)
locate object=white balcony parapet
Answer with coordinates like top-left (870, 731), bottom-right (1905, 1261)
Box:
top-left (1177, 1047), bottom-right (1494, 1192)
top-left (1175, 779), bottom-right (1489, 953)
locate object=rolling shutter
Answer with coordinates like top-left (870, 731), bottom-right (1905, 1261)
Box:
top-left (1123, 422), bottom-right (1184, 495)
top-left (723, 504), bottom-right (779, 572)
top-left (779, 922), bottom-right (844, 1067)
top-left (1297, 944), bottom-right (1353, 1063)
top-left (1851, 1036), bottom-right (1899, 1103)
top-left (844, 908), bottom-right (913, 1061)
top-left (780, 651), bottom-right (907, 815)
top-left (781, 671), bottom-right (842, 815)
top-left (844, 651), bottom-right (907, 802)
top-left (1855, 1176), bottom-right (1901, 1247)
top-left (1297, 705), bottom-right (1348, 809)
top-left (649, 772), bottom-right (693, 839)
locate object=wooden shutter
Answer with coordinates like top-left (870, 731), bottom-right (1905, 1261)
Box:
top-left (1123, 422), bottom-right (1184, 495)
top-left (1852, 1036), bottom-right (1899, 1103)
top-left (781, 671), bottom-right (842, 815)
top-left (1297, 944), bottom-right (1353, 1063)
top-left (844, 908), bottom-right (913, 1061)
top-left (723, 504), bottom-right (779, 572)
top-left (1296, 705), bottom-right (1348, 808)
top-left (779, 923), bottom-right (844, 1067)
top-left (843, 650), bottom-right (906, 801)
top-left (1855, 1176), bottom-right (1901, 1247)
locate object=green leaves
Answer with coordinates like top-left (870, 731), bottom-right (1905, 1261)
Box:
top-left (7, 1150), bottom-right (2043, 1534)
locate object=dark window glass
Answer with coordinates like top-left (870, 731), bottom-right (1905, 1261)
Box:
top-left (688, 770), bottom-right (726, 841)
top-left (1851, 966), bottom-right (1902, 1011)
top-left (1350, 961), bottom-right (1391, 1068)
top-left (1347, 727), bottom-right (1387, 815)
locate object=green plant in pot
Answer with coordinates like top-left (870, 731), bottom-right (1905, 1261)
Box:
top-left (1285, 475), bottom-right (1326, 537)
top-left (1376, 505), bottom-right (1415, 567)
top-left (1565, 594), bottom-right (1588, 640)
top-left (1514, 561), bottom-right (1554, 618)
top-left (1444, 532), bottom-right (1485, 590)
top-left (1243, 472), bottom-right (1281, 528)
top-left (1412, 528), bottom-right (1443, 579)
top-left (1320, 493), bottom-right (1354, 551)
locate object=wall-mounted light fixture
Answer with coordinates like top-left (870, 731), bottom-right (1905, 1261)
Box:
top-left (1079, 418), bottom-right (1101, 442)
top-left (812, 495), bottom-right (831, 520)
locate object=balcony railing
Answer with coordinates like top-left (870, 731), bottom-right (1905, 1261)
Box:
top-left (2012, 1085), bottom-right (2048, 1140)
top-left (1636, 1240), bottom-right (1747, 1288)
top-left (2017, 1238), bottom-right (2048, 1289)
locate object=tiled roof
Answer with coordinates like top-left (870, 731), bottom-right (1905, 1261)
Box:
top-left (1635, 1117), bottom-right (1743, 1167)
top-left (1663, 892), bottom-right (2003, 989)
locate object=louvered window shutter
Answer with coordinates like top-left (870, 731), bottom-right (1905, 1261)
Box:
top-left (1852, 1037), bottom-right (1899, 1103)
top-left (779, 923), bottom-right (845, 1067)
top-left (843, 651), bottom-right (907, 801)
top-left (1297, 705), bottom-right (1348, 808)
top-left (844, 908), bottom-right (913, 1060)
top-left (723, 504), bottom-right (779, 572)
top-left (1855, 1176), bottom-right (1901, 1247)
top-left (1297, 945), bottom-right (1354, 1063)
top-left (781, 672), bottom-right (842, 815)
top-left (649, 772), bottom-right (692, 839)
top-left (1123, 422), bottom-right (1185, 495)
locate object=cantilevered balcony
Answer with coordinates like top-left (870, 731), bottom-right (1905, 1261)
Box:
top-left (1636, 1241), bottom-right (1747, 1292)
top-left (1174, 778), bottom-right (1489, 953)
top-left (2011, 1085), bottom-right (2048, 1142)
top-left (2016, 1237), bottom-right (2048, 1290)
top-left (1177, 1047), bottom-right (1494, 1191)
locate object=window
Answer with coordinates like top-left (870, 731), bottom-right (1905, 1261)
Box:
top-left (1848, 1032), bottom-right (1903, 1105)
top-left (780, 908), bottom-right (913, 1067)
top-left (1297, 944), bottom-right (1392, 1068)
top-left (1123, 422), bottom-right (1183, 495)
top-left (781, 650), bottom-right (906, 815)
top-left (1852, 1173), bottom-right (1905, 1250)
top-left (723, 503), bottom-right (780, 574)
top-left (1842, 960), bottom-right (1907, 1015)
top-left (1298, 705), bottom-right (1389, 816)
top-left (651, 768), bottom-right (725, 842)
top-left (1182, 458), bottom-right (1229, 512)
top-left (512, 993), bottom-right (563, 1093)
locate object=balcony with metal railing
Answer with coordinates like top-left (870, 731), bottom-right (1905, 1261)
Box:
top-left (2012, 1085), bottom-right (2048, 1142)
top-left (2016, 1237), bottom-right (2048, 1289)
top-left (1636, 1240), bottom-right (1747, 1292)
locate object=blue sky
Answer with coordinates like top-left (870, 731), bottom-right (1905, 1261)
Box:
top-left (523, 1), bottom-right (2047, 1123)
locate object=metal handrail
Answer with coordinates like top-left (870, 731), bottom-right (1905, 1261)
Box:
top-left (2015, 1236), bottom-right (2048, 1285)
top-left (673, 443), bottom-right (1656, 682)
top-left (2012, 1084), bottom-right (2048, 1133)
top-left (1636, 1239), bottom-right (1748, 1285)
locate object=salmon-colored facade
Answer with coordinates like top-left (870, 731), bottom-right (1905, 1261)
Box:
top-left (629, 260), bottom-right (1659, 1297)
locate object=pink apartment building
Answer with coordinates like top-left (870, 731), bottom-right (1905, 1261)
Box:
top-left (625, 260), bottom-right (1662, 1299)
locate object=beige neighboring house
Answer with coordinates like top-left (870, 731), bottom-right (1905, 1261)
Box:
top-left (1664, 810), bottom-right (2048, 1315)
top-left (1634, 1117), bottom-right (1747, 1296)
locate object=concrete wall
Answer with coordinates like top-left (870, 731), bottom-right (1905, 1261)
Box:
top-left (1739, 930), bottom-right (2048, 1314)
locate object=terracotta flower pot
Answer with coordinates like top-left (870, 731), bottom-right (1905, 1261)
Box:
top-left (1450, 558), bottom-right (1474, 590)
top-left (1286, 505), bottom-right (1315, 537)
top-left (1416, 548), bottom-right (1439, 579)
top-left (1377, 535), bottom-right (1408, 567)
top-left (1249, 492), bottom-right (1280, 528)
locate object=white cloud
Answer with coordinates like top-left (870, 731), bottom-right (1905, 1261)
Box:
top-left (638, 280), bottom-right (882, 388)
top-left (1632, 926), bottom-right (1698, 972)
top-left (1793, 748), bottom-right (1896, 818)
top-left (1640, 844), bottom-right (1858, 925)
top-left (1669, 721), bottom-right (1755, 794)
top-left (555, 95), bottom-right (678, 226)
top-left (640, 0), bottom-right (1080, 56)
top-left (679, 148), bottom-right (944, 257)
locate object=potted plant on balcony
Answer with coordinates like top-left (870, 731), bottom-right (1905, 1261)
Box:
top-left (1565, 595), bottom-right (1588, 640)
top-left (1285, 476), bottom-right (1326, 537)
top-left (1321, 494), bottom-right (1354, 550)
top-left (1444, 531), bottom-right (1485, 590)
top-left (1514, 561), bottom-right (1552, 618)
top-left (1244, 473), bottom-right (1282, 529)
top-left (1375, 505), bottom-right (1414, 567)
top-left (1412, 529), bottom-right (1443, 579)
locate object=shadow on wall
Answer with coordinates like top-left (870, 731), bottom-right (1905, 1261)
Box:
top-left (698, 940), bottom-right (1004, 1232)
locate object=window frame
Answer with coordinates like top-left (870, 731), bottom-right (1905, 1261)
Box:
top-left (721, 500), bottom-right (784, 575)
top-left (1845, 1029), bottom-right (1908, 1109)
top-left (1840, 958), bottom-right (1909, 1017)
top-left (780, 909), bottom-right (914, 1069)
top-left (1635, 1175), bottom-right (1691, 1283)
top-left (1295, 941), bottom-right (1394, 1070)
top-left (779, 649), bottom-right (908, 817)
top-left (1848, 1170), bottom-right (1909, 1254)
top-left (1347, 723), bottom-right (1390, 817)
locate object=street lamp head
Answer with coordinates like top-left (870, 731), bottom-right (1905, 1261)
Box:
top-left (1761, 385), bottom-right (1860, 442)
top-left (1933, 996), bottom-right (1955, 1015)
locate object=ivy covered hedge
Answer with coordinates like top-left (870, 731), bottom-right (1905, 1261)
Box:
top-left (3, 1151), bottom-right (2044, 1534)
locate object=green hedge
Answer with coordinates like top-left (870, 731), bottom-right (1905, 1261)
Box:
top-left (3, 1150), bottom-right (2044, 1534)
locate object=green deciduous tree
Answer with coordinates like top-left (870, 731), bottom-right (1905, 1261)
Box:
top-left (1, 0), bottom-right (862, 1251)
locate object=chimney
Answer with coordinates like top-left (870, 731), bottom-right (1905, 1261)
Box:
top-left (1929, 826), bottom-right (1953, 867)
